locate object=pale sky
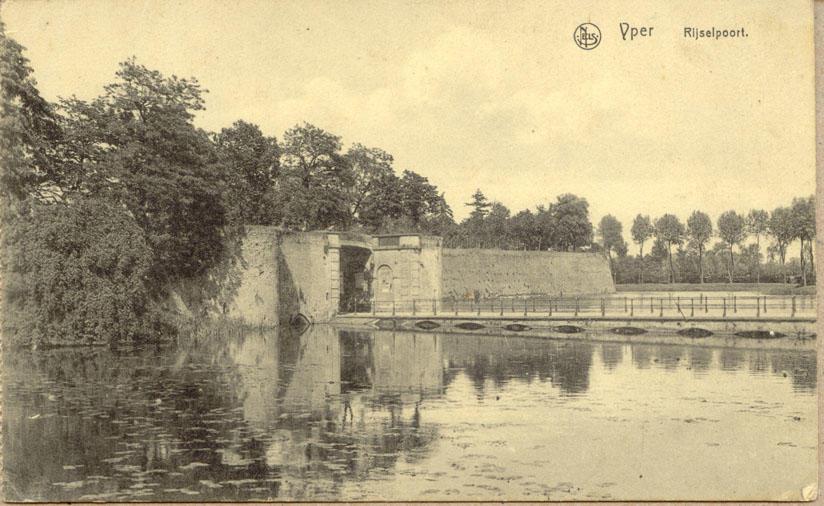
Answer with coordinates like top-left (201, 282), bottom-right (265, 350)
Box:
top-left (2, 0), bottom-right (815, 251)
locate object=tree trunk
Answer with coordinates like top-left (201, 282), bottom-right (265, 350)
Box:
top-left (698, 244), bottom-right (704, 284)
top-left (668, 244), bottom-right (675, 283)
top-left (755, 235), bottom-right (760, 284)
top-left (639, 243), bottom-right (645, 283)
top-left (727, 244), bottom-right (734, 283)
top-left (808, 238), bottom-right (815, 281)
top-left (800, 238), bottom-right (807, 287)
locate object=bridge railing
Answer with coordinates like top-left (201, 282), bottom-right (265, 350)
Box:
top-left (365, 294), bottom-right (816, 319)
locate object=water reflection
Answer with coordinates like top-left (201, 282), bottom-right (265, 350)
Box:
top-left (2, 326), bottom-right (817, 501)
top-left (441, 335), bottom-right (594, 395)
top-left (600, 343), bottom-right (624, 371)
top-left (687, 347), bottom-right (713, 374)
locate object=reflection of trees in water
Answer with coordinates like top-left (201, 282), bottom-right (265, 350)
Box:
top-left (770, 351), bottom-right (817, 392)
top-left (600, 343), bottom-right (624, 371)
top-left (3, 340), bottom-right (269, 501)
top-left (719, 348), bottom-right (745, 371)
top-left (631, 345), bottom-right (653, 369)
top-left (654, 346), bottom-right (684, 370)
top-left (747, 350), bottom-right (770, 375)
top-left (441, 335), bottom-right (594, 396)
top-left (687, 347), bottom-right (713, 373)
top-left (624, 342), bottom-right (816, 392)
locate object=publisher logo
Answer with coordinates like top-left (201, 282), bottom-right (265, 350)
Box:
top-left (574, 23), bottom-right (601, 50)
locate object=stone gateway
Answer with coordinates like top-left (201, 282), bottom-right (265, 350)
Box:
top-left (221, 227), bottom-right (615, 325)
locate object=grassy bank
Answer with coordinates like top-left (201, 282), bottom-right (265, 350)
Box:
top-left (616, 283), bottom-right (816, 295)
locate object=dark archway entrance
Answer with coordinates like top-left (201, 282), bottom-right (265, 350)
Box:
top-left (339, 245), bottom-right (372, 313)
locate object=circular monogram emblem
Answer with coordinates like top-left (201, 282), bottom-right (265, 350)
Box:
top-left (574, 23), bottom-right (601, 50)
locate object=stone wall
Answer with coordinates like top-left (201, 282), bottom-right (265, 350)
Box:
top-left (441, 249), bottom-right (615, 298)
top-left (220, 225), bottom-right (279, 325)
top-left (207, 227), bottom-right (335, 326)
top-left (277, 231), bottom-right (336, 324)
top-left (212, 230), bottom-right (614, 324)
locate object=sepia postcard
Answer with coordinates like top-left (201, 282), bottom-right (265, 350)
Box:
top-left (0, 0), bottom-right (818, 502)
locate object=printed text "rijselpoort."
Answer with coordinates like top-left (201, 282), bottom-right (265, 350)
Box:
top-left (684, 27), bottom-right (748, 39)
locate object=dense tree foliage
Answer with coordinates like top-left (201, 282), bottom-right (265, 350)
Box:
top-left (717, 210), bottom-right (746, 283)
top-left (6, 198), bottom-right (156, 345)
top-left (745, 209), bottom-right (769, 283)
top-left (686, 211), bottom-right (712, 284)
top-left (789, 196), bottom-right (815, 286)
top-left (597, 214), bottom-right (625, 281)
top-left (214, 120), bottom-right (280, 224)
top-left (630, 214), bottom-right (654, 282)
top-left (610, 200), bottom-right (815, 285)
top-left (654, 214), bottom-right (685, 283)
top-left (58, 59), bottom-right (230, 287)
top-left (768, 206), bottom-right (794, 266)
top-left (0, 22), bottom-right (60, 206)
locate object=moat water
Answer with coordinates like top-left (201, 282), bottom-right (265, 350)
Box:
top-left (3, 326), bottom-right (817, 501)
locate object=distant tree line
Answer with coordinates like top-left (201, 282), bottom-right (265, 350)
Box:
top-left (440, 190), bottom-right (595, 251)
top-left (608, 201), bottom-right (816, 286)
top-left (434, 188), bottom-right (815, 287)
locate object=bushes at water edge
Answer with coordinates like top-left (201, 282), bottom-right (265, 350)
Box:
top-left (3, 198), bottom-right (169, 346)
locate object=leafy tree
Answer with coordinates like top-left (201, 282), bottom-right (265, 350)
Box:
top-left (214, 120), bottom-right (279, 224)
top-left (510, 209), bottom-right (537, 250)
top-left (686, 210), bottom-right (713, 284)
top-left (549, 194), bottom-right (593, 251)
top-left (789, 196), bottom-right (815, 286)
top-left (739, 243), bottom-right (761, 282)
top-left (345, 143), bottom-right (399, 230)
top-left (466, 189), bottom-right (492, 220)
top-left (745, 209), bottom-right (769, 283)
top-left (630, 214), bottom-right (654, 282)
top-left (58, 59), bottom-right (229, 288)
top-left (397, 169), bottom-right (440, 228)
top-left (461, 189), bottom-right (490, 246)
top-left (0, 22), bottom-right (61, 207)
top-left (654, 214), bottom-right (685, 283)
top-left (717, 210), bottom-right (746, 283)
top-left (484, 202), bottom-right (512, 249)
top-left (5, 198), bottom-right (155, 346)
top-left (421, 192), bottom-right (455, 236)
top-left (533, 205), bottom-right (555, 250)
top-left (278, 123), bottom-right (352, 230)
top-left (1, 24), bottom-right (62, 341)
top-left (768, 206), bottom-right (794, 266)
top-left (631, 214), bottom-right (654, 257)
top-left (598, 215), bottom-right (624, 281)
top-left (598, 215), bottom-right (624, 253)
